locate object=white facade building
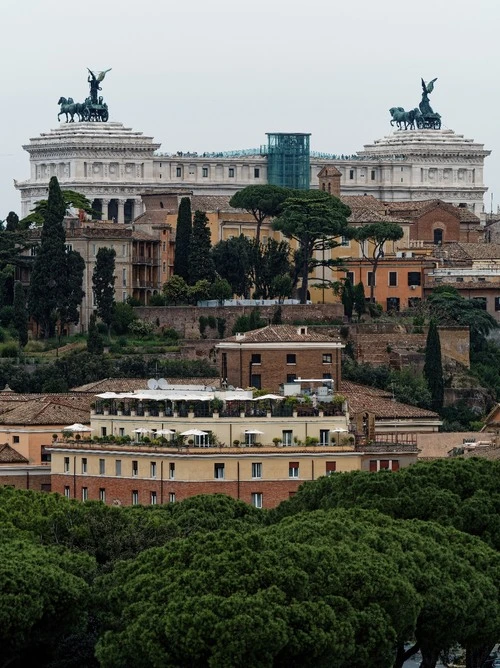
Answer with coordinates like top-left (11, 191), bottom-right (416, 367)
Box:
top-left (16, 122), bottom-right (490, 218)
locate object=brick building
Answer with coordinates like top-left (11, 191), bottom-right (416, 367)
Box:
top-left (216, 325), bottom-right (343, 391)
top-left (49, 439), bottom-right (417, 509)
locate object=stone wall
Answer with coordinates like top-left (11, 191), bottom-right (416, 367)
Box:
top-left (136, 303), bottom-right (344, 340)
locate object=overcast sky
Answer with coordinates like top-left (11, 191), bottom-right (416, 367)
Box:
top-left (1, 0), bottom-right (498, 216)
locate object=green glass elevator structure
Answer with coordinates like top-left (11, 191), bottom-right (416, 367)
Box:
top-left (266, 132), bottom-right (311, 190)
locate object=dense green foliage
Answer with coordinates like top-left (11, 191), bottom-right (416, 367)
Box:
top-left (229, 184), bottom-right (292, 242)
top-left (188, 210), bottom-right (216, 284)
top-left (232, 307), bottom-right (267, 335)
top-left (28, 177), bottom-right (85, 338)
top-left (173, 197), bottom-right (192, 281)
top-left (3, 459), bottom-right (500, 667)
top-left (92, 247), bottom-right (116, 334)
top-left (273, 192), bottom-right (351, 303)
top-left (87, 313), bottom-right (104, 355)
top-left (423, 319), bottom-right (444, 410)
top-left (12, 281), bottom-right (28, 348)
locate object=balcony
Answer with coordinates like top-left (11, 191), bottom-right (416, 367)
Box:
top-left (133, 280), bottom-right (160, 289)
top-left (132, 255), bottom-right (158, 266)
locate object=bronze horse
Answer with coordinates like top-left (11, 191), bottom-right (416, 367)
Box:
top-left (389, 107), bottom-right (421, 130)
top-left (57, 97), bottom-right (86, 123)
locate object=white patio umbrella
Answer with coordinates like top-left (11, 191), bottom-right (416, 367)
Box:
top-left (244, 429), bottom-right (264, 435)
top-left (331, 427), bottom-right (348, 445)
top-left (180, 429), bottom-right (209, 437)
top-left (156, 429), bottom-right (176, 436)
top-left (134, 427), bottom-right (151, 434)
top-left (252, 394), bottom-right (283, 401)
top-left (63, 423), bottom-right (93, 432)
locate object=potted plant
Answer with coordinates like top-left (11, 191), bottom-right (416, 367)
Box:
top-left (117, 402), bottom-right (124, 416)
top-left (158, 402), bottom-right (165, 417)
top-left (272, 437), bottom-right (281, 447)
top-left (212, 398), bottom-right (223, 416)
top-left (103, 402), bottom-right (110, 416)
top-left (233, 439), bottom-right (240, 447)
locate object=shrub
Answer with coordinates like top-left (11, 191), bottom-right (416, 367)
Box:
top-left (148, 294), bottom-right (166, 306)
top-left (162, 327), bottom-right (179, 341)
top-left (0, 307), bottom-right (14, 328)
top-left (1, 343), bottom-right (18, 358)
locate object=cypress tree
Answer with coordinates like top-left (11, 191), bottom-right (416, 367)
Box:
top-left (188, 210), bottom-right (215, 285)
top-left (424, 319), bottom-right (444, 410)
top-left (87, 312), bottom-right (104, 355)
top-left (92, 247), bottom-right (116, 337)
top-left (13, 281), bottom-right (28, 348)
top-left (341, 278), bottom-right (354, 321)
top-left (173, 197), bottom-right (192, 281)
top-left (28, 176), bottom-right (68, 338)
top-left (353, 282), bottom-right (366, 321)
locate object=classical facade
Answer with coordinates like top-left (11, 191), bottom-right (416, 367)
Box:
top-left (16, 123), bottom-right (490, 219)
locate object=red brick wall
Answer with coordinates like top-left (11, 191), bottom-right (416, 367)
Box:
top-left (224, 347), bottom-right (341, 391)
top-left (411, 208), bottom-right (460, 244)
top-left (0, 472), bottom-right (51, 491)
top-left (52, 474), bottom-right (303, 509)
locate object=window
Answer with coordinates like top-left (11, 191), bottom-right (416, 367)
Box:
top-left (369, 459), bottom-right (398, 472)
top-left (407, 272), bottom-right (421, 287)
top-left (349, 169), bottom-right (354, 180)
top-left (99, 488), bottom-right (106, 502)
top-left (389, 271), bottom-right (397, 287)
top-left (251, 353), bottom-right (261, 365)
top-left (176, 166), bottom-right (182, 177)
top-left (202, 167), bottom-right (208, 178)
top-left (380, 460), bottom-right (390, 470)
top-left (371, 170), bottom-right (376, 181)
top-left (282, 430), bottom-right (293, 446)
top-left (119, 428), bottom-right (125, 437)
top-left (251, 492), bottom-right (263, 508)
top-left (341, 236), bottom-right (350, 247)
top-left (367, 272), bottom-right (375, 287)
top-left (150, 491), bottom-right (157, 505)
top-left (254, 168), bottom-right (260, 178)
top-left (169, 463), bottom-right (175, 479)
top-left (163, 262), bottom-right (166, 273)
top-left (64, 486), bottom-right (70, 499)
top-left (322, 353), bottom-right (332, 364)
top-left (30, 246), bottom-right (38, 257)
top-left (99, 459), bottom-right (105, 475)
top-left (122, 292), bottom-right (127, 302)
top-left (13, 435), bottom-right (19, 444)
top-left (228, 167), bottom-right (235, 178)
top-left (122, 244), bottom-right (126, 257)
top-left (169, 492), bottom-right (176, 503)
top-left (347, 271), bottom-right (355, 285)
top-left (495, 297), bottom-right (500, 312)
top-left (214, 463), bottom-right (225, 479)
top-left (65, 244), bottom-right (73, 253)
top-left (132, 490), bottom-right (139, 505)
top-left (320, 430), bottom-right (330, 446)
top-left (289, 461), bottom-right (299, 478)
top-left (132, 460), bottom-right (138, 477)
top-left (252, 462), bottom-right (262, 479)
top-left (326, 461), bottom-right (337, 475)
top-left (64, 457), bottom-right (70, 473)
top-left (162, 242), bottom-right (166, 251)
top-left (150, 461), bottom-right (157, 478)
top-left (286, 353), bottom-right (296, 365)
top-left (456, 276), bottom-right (464, 282)
top-left (250, 374), bottom-right (261, 389)
top-left (323, 373), bottom-right (332, 380)
top-left (82, 487), bottom-right (88, 502)
top-left (286, 374), bottom-right (297, 384)
top-left (122, 268), bottom-right (127, 286)
top-left (433, 229), bottom-right (443, 245)
top-left (115, 459), bottom-right (122, 476)
top-left (101, 427), bottom-right (107, 437)
top-left (386, 297), bottom-right (400, 312)
top-left (392, 460), bottom-right (400, 472)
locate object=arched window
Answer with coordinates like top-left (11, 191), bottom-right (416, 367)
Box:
top-left (434, 229), bottom-right (443, 245)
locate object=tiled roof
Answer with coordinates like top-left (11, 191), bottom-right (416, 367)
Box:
top-left (223, 325), bottom-right (338, 344)
top-left (70, 377), bottom-right (221, 392)
top-left (347, 207), bottom-right (406, 224)
top-left (191, 195), bottom-right (242, 213)
top-left (342, 381), bottom-right (439, 420)
top-left (382, 199), bottom-right (480, 225)
top-left (341, 195), bottom-right (385, 210)
top-left (445, 243), bottom-right (500, 261)
top-left (0, 397), bottom-right (91, 426)
top-left (0, 443), bottom-right (28, 464)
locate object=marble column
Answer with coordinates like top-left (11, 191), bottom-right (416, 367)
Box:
top-left (101, 199), bottom-right (110, 221)
top-left (133, 199), bottom-right (143, 220)
top-left (118, 199), bottom-right (125, 224)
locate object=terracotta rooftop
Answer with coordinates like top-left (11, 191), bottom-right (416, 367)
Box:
top-left (444, 243), bottom-right (500, 261)
top-left (0, 443), bottom-right (28, 464)
top-left (191, 195), bottom-right (242, 213)
top-left (223, 325), bottom-right (339, 344)
top-left (342, 381), bottom-right (439, 420)
top-left (0, 396), bottom-right (91, 426)
top-left (70, 377), bottom-right (221, 392)
top-left (382, 199), bottom-right (480, 225)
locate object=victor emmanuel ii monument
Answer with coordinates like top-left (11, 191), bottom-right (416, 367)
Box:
top-left (15, 73), bottom-right (491, 220)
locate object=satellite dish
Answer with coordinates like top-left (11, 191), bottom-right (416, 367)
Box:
top-left (158, 378), bottom-right (168, 389)
top-left (147, 378), bottom-right (158, 390)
